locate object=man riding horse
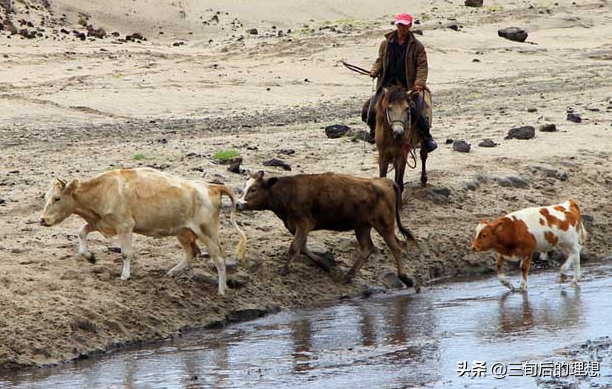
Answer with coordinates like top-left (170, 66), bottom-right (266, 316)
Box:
top-left (365, 12), bottom-right (437, 153)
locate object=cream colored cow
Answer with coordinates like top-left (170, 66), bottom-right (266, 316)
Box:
top-left (40, 167), bottom-right (246, 295)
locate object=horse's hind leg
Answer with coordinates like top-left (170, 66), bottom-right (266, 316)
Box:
top-left (420, 147), bottom-right (428, 187)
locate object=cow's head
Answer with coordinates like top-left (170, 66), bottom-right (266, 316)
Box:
top-left (237, 171), bottom-right (277, 211)
top-left (471, 220), bottom-right (495, 252)
top-left (40, 178), bottom-right (80, 226)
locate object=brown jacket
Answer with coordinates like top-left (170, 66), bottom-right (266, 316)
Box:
top-left (371, 30), bottom-right (428, 91)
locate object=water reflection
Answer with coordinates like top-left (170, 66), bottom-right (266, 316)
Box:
top-left (478, 286), bottom-right (583, 340)
top-left (290, 318), bottom-right (313, 373)
top-left (2, 263), bottom-right (611, 389)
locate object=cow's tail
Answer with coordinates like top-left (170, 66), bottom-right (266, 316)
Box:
top-left (217, 185), bottom-right (247, 265)
top-left (570, 199), bottom-right (588, 245)
top-left (577, 219), bottom-right (588, 245)
top-left (392, 181), bottom-right (419, 247)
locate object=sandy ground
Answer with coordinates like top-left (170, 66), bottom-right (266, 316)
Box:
top-left (1, 0), bottom-right (612, 371)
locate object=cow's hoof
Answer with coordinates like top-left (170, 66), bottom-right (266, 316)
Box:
top-left (560, 274), bottom-right (569, 282)
top-left (120, 275), bottom-right (130, 281)
top-left (87, 253), bottom-right (97, 264)
top-left (398, 274), bottom-right (414, 288)
top-left (415, 285), bottom-right (422, 294)
top-left (278, 267), bottom-right (290, 277)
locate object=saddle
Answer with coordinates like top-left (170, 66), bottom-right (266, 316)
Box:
top-left (361, 89), bottom-right (433, 128)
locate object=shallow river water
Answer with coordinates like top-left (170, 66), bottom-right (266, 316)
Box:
top-left (2, 262), bottom-right (612, 389)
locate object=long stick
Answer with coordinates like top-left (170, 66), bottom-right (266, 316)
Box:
top-left (339, 60), bottom-right (371, 76)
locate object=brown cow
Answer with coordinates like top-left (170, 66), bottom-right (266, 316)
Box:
top-left (236, 171), bottom-right (421, 288)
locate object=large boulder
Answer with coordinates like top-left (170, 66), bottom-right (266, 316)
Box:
top-left (325, 124), bottom-right (351, 138)
top-left (505, 126), bottom-right (535, 140)
top-left (498, 27), bottom-right (528, 43)
top-left (465, 0), bottom-right (483, 7)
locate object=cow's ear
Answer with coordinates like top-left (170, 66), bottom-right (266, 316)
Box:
top-left (254, 170), bottom-right (264, 181)
top-left (265, 177), bottom-right (278, 188)
top-left (64, 179), bottom-right (80, 195)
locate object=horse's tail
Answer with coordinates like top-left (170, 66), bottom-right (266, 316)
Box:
top-left (392, 181), bottom-right (418, 246)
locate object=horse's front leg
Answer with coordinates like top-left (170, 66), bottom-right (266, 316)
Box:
top-left (378, 153), bottom-right (389, 178)
top-left (420, 147), bottom-right (428, 187)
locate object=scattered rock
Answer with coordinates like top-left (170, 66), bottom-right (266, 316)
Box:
top-left (361, 286), bottom-right (387, 298)
top-left (228, 158), bottom-right (244, 174)
top-left (465, 0), bottom-right (484, 6)
top-left (445, 138), bottom-right (454, 144)
top-left (530, 165), bottom-right (569, 181)
top-left (505, 126), bottom-right (535, 140)
top-left (381, 272), bottom-right (404, 289)
top-left (226, 308), bottom-right (273, 323)
top-left (413, 29), bottom-right (423, 36)
top-left (566, 113), bottom-right (582, 123)
top-left (473, 173), bottom-right (487, 184)
top-left (527, 108), bottom-right (538, 113)
top-left (540, 123), bottom-right (557, 132)
top-left (452, 140), bottom-right (471, 153)
top-left (71, 319), bottom-right (97, 333)
top-left (478, 139), bottom-right (497, 148)
top-left (498, 27), bottom-right (528, 43)
top-left (472, 58), bottom-right (481, 62)
top-left (432, 187), bottom-right (451, 197)
top-left (580, 249), bottom-right (597, 262)
top-left (277, 149), bottom-right (295, 155)
top-left (86, 25), bottom-right (106, 38)
top-left (324, 124), bottom-right (351, 138)
top-left (448, 24), bottom-right (460, 31)
top-left (348, 129), bottom-right (370, 142)
top-left (465, 181), bottom-right (478, 191)
top-left (497, 176), bottom-right (530, 188)
top-left (246, 28), bottom-right (258, 35)
top-left (126, 32), bottom-right (145, 41)
top-left (263, 158), bottom-right (291, 171)
top-left (19, 29), bottom-right (37, 39)
top-left (227, 271), bottom-right (251, 288)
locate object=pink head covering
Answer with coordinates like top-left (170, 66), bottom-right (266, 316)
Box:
top-left (393, 13), bottom-right (413, 26)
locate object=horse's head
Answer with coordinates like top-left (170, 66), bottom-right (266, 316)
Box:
top-left (378, 86), bottom-right (414, 140)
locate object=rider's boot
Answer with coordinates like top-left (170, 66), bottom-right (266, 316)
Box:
top-left (417, 114), bottom-right (437, 153)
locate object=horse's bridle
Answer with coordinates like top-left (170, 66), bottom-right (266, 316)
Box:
top-left (385, 89), bottom-right (415, 130)
top-left (385, 106), bottom-right (412, 130)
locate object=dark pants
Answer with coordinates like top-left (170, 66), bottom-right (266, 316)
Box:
top-left (366, 90), bottom-right (431, 139)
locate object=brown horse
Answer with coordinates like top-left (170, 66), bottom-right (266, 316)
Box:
top-left (372, 86), bottom-right (430, 194)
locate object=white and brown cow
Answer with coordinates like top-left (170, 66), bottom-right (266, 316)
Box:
top-left (40, 168), bottom-right (247, 295)
top-left (472, 199), bottom-right (587, 292)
